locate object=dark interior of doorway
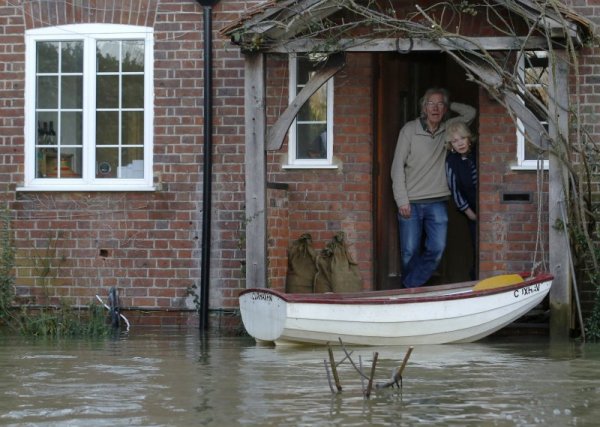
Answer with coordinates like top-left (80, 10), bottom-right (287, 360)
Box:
top-left (374, 51), bottom-right (479, 290)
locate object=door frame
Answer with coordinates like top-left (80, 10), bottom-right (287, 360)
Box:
top-left (373, 52), bottom-right (478, 289)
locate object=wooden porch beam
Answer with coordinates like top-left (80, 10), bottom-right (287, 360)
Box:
top-left (266, 54), bottom-right (345, 151)
top-left (244, 53), bottom-right (267, 289)
top-left (266, 36), bottom-right (549, 53)
top-left (548, 53), bottom-right (572, 340)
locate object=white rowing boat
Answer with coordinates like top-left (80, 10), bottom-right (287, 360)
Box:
top-left (239, 273), bottom-right (553, 346)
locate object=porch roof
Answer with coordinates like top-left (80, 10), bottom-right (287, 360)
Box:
top-left (220, 0), bottom-right (596, 53)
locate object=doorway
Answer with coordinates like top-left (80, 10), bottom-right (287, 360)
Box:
top-left (374, 52), bottom-right (479, 290)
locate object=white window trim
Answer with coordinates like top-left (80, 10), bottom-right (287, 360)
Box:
top-left (513, 52), bottom-right (549, 171)
top-left (19, 24), bottom-right (155, 192)
top-left (283, 55), bottom-right (336, 169)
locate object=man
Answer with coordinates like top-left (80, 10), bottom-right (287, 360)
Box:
top-left (391, 88), bottom-right (476, 288)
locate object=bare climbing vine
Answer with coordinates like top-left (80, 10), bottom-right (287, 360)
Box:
top-left (228, 0), bottom-right (600, 338)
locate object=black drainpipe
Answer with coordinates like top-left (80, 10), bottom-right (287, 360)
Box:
top-left (197, 0), bottom-right (219, 332)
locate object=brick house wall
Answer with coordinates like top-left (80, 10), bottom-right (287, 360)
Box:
top-left (0, 0), bottom-right (597, 330)
top-left (0, 0), bottom-right (265, 327)
top-left (477, 94), bottom-right (549, 276)
top-left (266, 184), bottom-right (289, 292)
top-left (567, 3), bottom-right (600, 315)
top-left (265, 53), bottom-right (374, 291)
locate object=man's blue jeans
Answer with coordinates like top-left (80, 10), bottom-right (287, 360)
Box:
top-left (398, 201), bottom-right (448, 288)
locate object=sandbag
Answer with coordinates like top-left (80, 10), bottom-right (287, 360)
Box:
top-left (285, 233), bottom-right (317, 293)
top-left (313, 247), bottom-right (333, 293)
top-left (328, 232), bottom-right (363, 293)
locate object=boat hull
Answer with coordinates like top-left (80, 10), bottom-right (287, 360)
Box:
top-left (239, 274), bottom-right (553, 346)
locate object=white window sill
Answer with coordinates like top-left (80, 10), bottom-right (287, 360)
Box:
top-left (17, 184), bottom-right (156, 192)
top-left (510, 163), bottom-right (549, 172)
top-left (282, 164), bottom-right (338, 170)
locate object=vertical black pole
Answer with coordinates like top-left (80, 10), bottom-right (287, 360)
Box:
top-left (198, 1), bottom-right (217, 331)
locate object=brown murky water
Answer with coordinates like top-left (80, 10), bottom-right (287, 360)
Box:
top-left (0, 330), bottom-right (599, 426)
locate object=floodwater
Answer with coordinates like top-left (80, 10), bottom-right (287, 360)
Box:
top-left (1, 330), bottom-right (599, 427)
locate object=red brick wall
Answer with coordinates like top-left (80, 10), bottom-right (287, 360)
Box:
top-left (266, 185), bottom-right (289, 292)
top-left (477, 92), bottom-right (549, 277)
top-left (0, 0), bottom-right (264, 327)
top-left (0, 3), bottom-right (25, 188)
top-left (212, 1), bottom-right (264, 308)
top-left (21, 0), bottom-right (161, 27)
top-left (266, 53), bottom-right (374, 291)
top-left (567, 39), bottom-right (600, 312)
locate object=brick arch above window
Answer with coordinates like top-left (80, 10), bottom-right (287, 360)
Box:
top-left (22, 0), bottom-right (161, 30)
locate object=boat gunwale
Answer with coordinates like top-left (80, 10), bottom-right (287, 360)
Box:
top-left (238, 273), bottom-right (553, 305)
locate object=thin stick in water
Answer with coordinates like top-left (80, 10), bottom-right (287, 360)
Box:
top-left (328, 345), bottom-right (342, 392)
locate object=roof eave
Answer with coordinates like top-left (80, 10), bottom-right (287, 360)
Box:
top-left (222, 0), bottom-right (596, 53)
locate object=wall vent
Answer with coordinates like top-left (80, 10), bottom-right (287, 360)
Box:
top-left (501, 192), bottom-right (532, 203)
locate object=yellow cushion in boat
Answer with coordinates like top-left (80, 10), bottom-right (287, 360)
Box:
top-left (473, 274), bottom-right (525, 291)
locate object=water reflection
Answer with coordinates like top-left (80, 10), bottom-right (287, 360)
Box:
top-left (0, 331), bottom-right (599, 426)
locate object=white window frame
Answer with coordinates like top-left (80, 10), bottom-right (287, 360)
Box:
top-left (514, 51), bottom-right (549, 171)
top-left (284, 54), bottom-right (336, 169)
top-left (20, 24), bottom-right (154, 191)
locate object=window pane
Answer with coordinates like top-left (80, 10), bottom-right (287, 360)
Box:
top-left (122, 111), bottom-right (144, 145)
top-left (96, 147), bottom-right (118, 178)
top-left (44, 151), bottom-right (59, 178)
top-left (37, 42), bottom-right (59, 73)
top-left (97, 75), bottom-right (119, 108)
top-left (37, 76), bottom-right (58, 109)
top-left (61, 76), bottom-right (83, 109)
top-left (36, 147), bottom-right (57, 178)
top-left (297, 59), bottom-right (316, 85)
top-left (96, 111), bottom-right (119, 145)
top-left (36, 113), bottom-right (58, 145)
top-left (122, 41), bottom-right (144, 72)
top-left (44, 150), bottom-right (81, 178)
top-left (308, 89), bottom-right (327, 121)
top-left (298, 85), bottom-right (327, 121)
top-left (122, 75), bottom-right (144, 108)
top-left (61, 41), bottom-right (83, 73)
top-left (296, 124), bottom-right (327, 159)
top-left (58, 148), bottom-right (82, 177)
top-left (524, 52), bottom-right (549, 162)
top-left (525, 121), bottom-right (549, 161)
top-left (524, 55), bottom-right (548, 84)
top-left (60, 112), bottom-right (82, 146)
top-left (120, 148), bottom-right (144, 178)
top-left (97, 41), bottom-right (120, 73)
top-left (525, 143), bottom-right (545, 162)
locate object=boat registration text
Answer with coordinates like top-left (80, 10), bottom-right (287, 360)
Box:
top-left (251, 292), bottom-right (273, 301)
top-left (514, 283), bottom-right (541, 298)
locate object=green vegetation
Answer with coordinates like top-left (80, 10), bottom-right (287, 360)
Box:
top-left (575, 226), bottom-right (600, 341)
top-left (585, 296), bottom-right (600, 341)
top-left (0, 202), bottom-right (111, 338)
top-left (13, 302), bottom-right (110, 338)
top-left (0, 203), bottom-right (14, 324)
